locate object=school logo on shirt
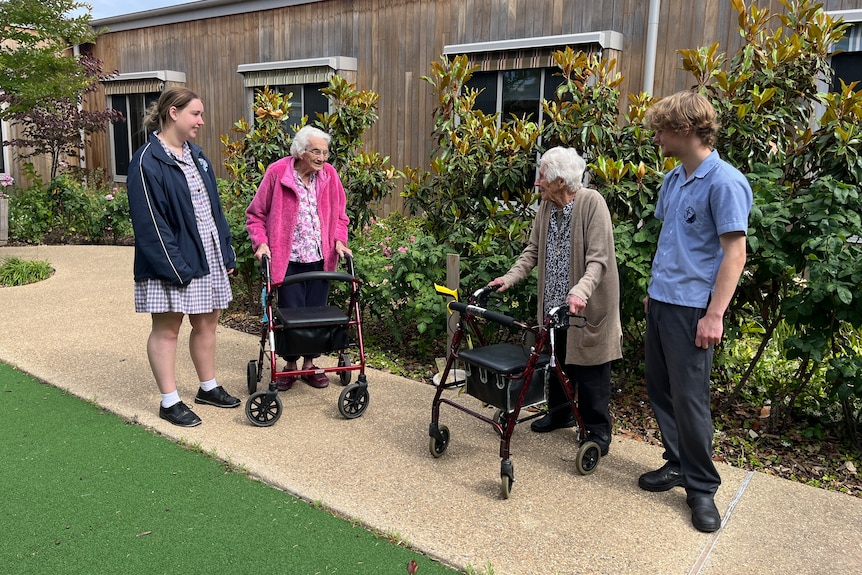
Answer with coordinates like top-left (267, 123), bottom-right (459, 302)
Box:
top-left (198, 158), bottom-right (209, 172)
top-left (684, 206), bottom-right (697, 224)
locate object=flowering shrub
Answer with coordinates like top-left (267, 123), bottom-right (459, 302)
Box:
top-left (90, 184), bottom-right (133, 244)
top-left (7, 165), bottom-right (132, 244)
top-left (338, 213), bottom-right (449, 359)
top-left (0, 173), bottom-right (13, 199)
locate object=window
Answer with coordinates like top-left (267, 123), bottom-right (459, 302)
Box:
top-left (445, 32), bottom-right (622, 128)
top-left (268, 83), bottom-right (329, 126)
top-left (110, 93), bottom-right (159, 177)
top-left (101, 70), bottom-right (186, 180)
top-left (467, 68), bottom-right (565, 125)
top-left (237, 57), bottom-right (358, 128)
top-left (830, 21), bottom-right (862, 92)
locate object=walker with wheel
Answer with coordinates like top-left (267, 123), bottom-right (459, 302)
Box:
top-left (428, 285), bottom-right (601, 498)
top-left (245, 254), bottom-right (369, 426)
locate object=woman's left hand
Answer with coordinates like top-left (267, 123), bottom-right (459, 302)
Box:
top-left (567, 293), bottom-right (586, 314)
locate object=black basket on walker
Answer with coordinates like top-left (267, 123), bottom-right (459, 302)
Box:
top-left (459, 343), bottom-right (549, 413)
top-left (274, 305), bottom-right (350, 357)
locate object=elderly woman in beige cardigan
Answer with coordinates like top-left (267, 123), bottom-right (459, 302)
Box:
top-left (489, 146), bottom-right (622, 455)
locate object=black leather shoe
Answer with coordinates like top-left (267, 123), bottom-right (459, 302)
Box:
top-left (159, 401), bottom-right (202, 427)
top-left (530, 411), bottom-right (577, 433)
top-left (194, 386), bottom-right (241, 408)
top-left (585, 431), bottom-right (610, 456)
top-left (638, 462), bottom-right (684, 492)
top-left (688, 496), bottom-right (721, 532)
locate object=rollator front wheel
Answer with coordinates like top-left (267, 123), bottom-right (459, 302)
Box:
top-left (429, 425), bottom-right (450, 458)
top-left (338, 383), bottom-right (369, 419)
top-left (245, 391), bottom-right (282, 427)
top-left (576, 441), bottom-right (601, 475)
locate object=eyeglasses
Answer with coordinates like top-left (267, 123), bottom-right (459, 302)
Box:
top-left (306, 148), bottom-right (330, 158)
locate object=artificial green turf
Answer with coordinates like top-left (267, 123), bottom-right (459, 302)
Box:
top-left (0, 362), bottom-right (458, 575)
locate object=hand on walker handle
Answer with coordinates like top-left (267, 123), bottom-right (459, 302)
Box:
top-left (254, 243), bottom-right (271, 262)
top-left (335, 240), bottom-right (353, 259)
top-left (567, 293), bottom-right (586, 314)
top-left (488, 277), bottom-right (507, 293)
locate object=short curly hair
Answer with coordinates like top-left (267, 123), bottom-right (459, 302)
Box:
top-left (644, 91), bottom-right (720, 148)
top-left (290, 125), bottom-right (331, 159)
top-left (539, 147), bottom-right (586, 192)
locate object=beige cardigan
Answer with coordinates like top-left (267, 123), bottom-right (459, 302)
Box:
top-left (500, 188), bottom-right (623, 366)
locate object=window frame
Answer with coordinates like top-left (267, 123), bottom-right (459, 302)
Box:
top-left (101, 70), bottom-right (187, 182)
top-left (237, 56), bottom-right (357, 127)
top-left (443, 32), bottom-right (623, 130)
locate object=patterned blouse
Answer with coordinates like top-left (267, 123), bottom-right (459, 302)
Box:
top-left (290, 170), bottom-right (323, 262)
top-left (543, 199), bottom-right (574, 318)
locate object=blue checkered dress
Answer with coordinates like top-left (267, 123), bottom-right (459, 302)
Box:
top-left (134, 141), bottom-right (233, 315)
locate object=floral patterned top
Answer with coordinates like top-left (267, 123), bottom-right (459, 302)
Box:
top-left (289, 170), bottom-right (323, 263)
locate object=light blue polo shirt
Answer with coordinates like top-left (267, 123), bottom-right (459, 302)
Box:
top-left (647, 150), bottom-right (753, 309)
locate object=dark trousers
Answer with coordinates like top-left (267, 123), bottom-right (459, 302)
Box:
top-left (547, 328), bottom-right (613, 441)
top-left (645, 299), bottom-right (721, 498)
top-left (277, 260), bottom-right (329, 362)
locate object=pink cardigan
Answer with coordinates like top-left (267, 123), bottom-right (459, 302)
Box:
top-left (246, 156), bottom-right (350, 284)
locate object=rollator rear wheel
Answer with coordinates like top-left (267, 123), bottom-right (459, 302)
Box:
top-left (247, 360), bottom-right (259, 395)
top-left (338, 383), bottom-right (369, 419)
top-left (429, 425), bottom-right (450, 458)
top-left (337, 354), bottom-right (352, 386)
top-left (576, 441), bottom-right (601, 475)
top-left (245, 391), bottom-right (282, 427)
top-left (501, 459), bottom-right (514, 499)
top-left (501, 475), bottom-right (514, 499)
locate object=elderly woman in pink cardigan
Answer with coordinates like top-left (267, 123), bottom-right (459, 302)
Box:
top-left (246, 125), bottom-right (352, 390)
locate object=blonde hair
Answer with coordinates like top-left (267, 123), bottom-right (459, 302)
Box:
top-left (142, 87), bottom-right (201, 132)
top-left (644, 91), bottom-right (720, 148)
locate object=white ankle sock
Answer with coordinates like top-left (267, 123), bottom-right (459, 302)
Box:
top-left (161, 390), bottom-right (180, 408)
top-left (199, 378), bottom-right (217, 392)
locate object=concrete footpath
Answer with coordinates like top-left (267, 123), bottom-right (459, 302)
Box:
top-left (1, 245), bottom-right (860, 575)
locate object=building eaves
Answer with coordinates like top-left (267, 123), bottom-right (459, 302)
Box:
top-left (90, 0), bottom-right (324, 33)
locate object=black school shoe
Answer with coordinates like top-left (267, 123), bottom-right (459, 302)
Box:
top-left (159, 401), bottom-right (202, 427)
top-left (584, 431), bottom-right (610, 456)
top-left (194, 386), bottom-right (241, 408)
top-left (530, 412), bottom-right (577, 433)
top-left (688, 496), bottom-right (721, 532)
top-left (638, 461), bottom-right (684, 492)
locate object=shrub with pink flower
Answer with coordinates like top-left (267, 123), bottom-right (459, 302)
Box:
top-left (0, 173), bottom-right (13, 199)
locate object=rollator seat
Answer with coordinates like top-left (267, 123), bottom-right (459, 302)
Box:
top-left (273, 306), bottom-right (350, 357)
top-left (459, 343), bottom-right (549, 413)
top-left (276, 305), bottom-right (348, 328)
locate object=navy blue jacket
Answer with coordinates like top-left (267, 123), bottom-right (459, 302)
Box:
top-left (127, 133), bottom-right (236, 286)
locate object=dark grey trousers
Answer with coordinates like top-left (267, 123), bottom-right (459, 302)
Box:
top-left (644, 299), bottom-right (721, 498)
top-left (548, 328), bottom-right (613, 441)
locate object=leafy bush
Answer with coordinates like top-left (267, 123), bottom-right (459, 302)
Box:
top-left (398, 0), bottom-right (862, 448)
top-left (219, 86), bottom-right (294, 307)
top-left (8, 181), bottom-right (53, 244)
top-left (0, 256), bottom-right (53, 286)
top-left (341, 213), bottom-right (449, 360)
top-left (318, 76), bottom-right (403, 230)
top-left (7, 164), bottom-right (131, 245)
